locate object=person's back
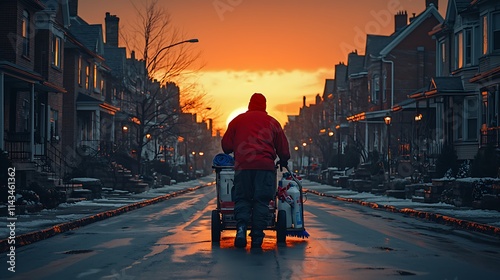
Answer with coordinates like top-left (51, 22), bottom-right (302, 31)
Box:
top-left (222, 108), bottom-right (288, 171)
top-left (221, 93), bottom-right (290, 249)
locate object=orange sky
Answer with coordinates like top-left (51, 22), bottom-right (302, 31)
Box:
top-left (78, 0), bottom-right (448, 132)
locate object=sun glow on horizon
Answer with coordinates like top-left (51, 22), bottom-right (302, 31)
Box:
top-left (198, 68), bottom-right (330, 131)
top-left (225, 107), bottom-right (248, 128)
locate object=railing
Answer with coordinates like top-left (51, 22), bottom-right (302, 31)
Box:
top-left (481, 126), bottom-right (500, 148)
top-left (44, 141), bottom-right (74, 180)
top-left (4, 132), bottom-right (31, 161)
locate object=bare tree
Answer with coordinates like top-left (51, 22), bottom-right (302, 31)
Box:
top-left (120, 0), bottom-right (211, 174)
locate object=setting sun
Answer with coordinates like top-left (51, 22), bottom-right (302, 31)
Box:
top-left (225, 107), bottom-right (248, 128)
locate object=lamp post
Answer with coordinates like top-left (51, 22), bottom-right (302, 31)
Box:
top-left (414, 113), bottom-right (422, 162)
top-left (302, 142), bottom-right (307, 174)
top-left (384, 114), bottom-right (392, 182)
top-left (148, 38), bottom-right (199, 70)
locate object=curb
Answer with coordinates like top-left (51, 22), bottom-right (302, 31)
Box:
top-left (1, 183), bottom-right (213, 253)
top-left (305, 189), bottom-right (500, 238)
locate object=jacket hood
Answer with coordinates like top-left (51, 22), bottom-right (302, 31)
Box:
top-left (248, 93), bottom-right (266, 111)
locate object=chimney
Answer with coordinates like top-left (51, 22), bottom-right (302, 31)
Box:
top-left (303, 96), bottom-right (306, 108)
top-left (69, 0), bottom-right (78, 17)
top-left (105, 12), bottom-right (120, 47)
top-left (409, 13), bottom-right (417, 23)
top-left (426, 0), bottom-right (438, 10)
top-left (394, 10), bottom-right (408, 32)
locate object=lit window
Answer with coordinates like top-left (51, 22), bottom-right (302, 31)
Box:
top-left (78, 56), bottom-right (82, 85)
top-left (52, 36), bottom-right (61, 68)
top-left (22, 10), bottom-right (29, 56)
top-left (483, 15), bottom-right (488, 55)
top-left (93, 64), bottom-right (98, 90)
top-left (456, 32), bottom-right (463, 69)
top-left (85, 65), bottom-right (90, 89)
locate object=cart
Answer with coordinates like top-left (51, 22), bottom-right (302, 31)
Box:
top-left (211, 165), bottom-right (307, 244)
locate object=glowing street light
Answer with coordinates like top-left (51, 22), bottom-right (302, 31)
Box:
top-left (384, 113), bottom-right (392, 182)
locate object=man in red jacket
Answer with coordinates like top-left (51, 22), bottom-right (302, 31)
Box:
top-left (222, 93), bottom-right (290, 248)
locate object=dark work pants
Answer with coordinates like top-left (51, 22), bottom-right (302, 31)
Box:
top-left (233, 169), bottom-right (276, 238)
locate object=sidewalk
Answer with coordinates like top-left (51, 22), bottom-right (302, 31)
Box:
top-left (2, 175), bottom-right (500, 252)
top-left (304, 181), bottom-right (500, 237)
top-left (0, 177), bottom-right (215, 252)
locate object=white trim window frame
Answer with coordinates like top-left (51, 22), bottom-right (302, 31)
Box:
top-left (493, 12), bottom-right (500, 52)
top-left (465, 96), bottom-right (478, 141)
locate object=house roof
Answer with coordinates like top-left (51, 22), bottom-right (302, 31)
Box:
top-left (69, 17), bottom-right (105, 56)
top-left (347, 51), bottom-right (366, 77)
top-left (409, 76), bottom-right (476, 99)
top-left (364, 35), bottom-right (393, 64)
top-left (432, 76), bottom-right (465, 91)
top-left (323, 79), bottom-right (334, 97)
top-left (104, 46), bottom-right (127, 78)
top-left (379, 5), bottom-right (444, 56)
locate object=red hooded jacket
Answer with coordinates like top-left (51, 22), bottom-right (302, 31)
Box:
top-left (222, 93), bottom-right (290, 170)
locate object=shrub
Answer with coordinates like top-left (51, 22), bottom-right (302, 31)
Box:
top-left (470, 144), bottom-right (499, 178)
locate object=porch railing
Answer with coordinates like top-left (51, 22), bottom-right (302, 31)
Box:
top-left (481, 126), bottom-right (500, 148)
top-left (5, 132), bottom-right (31, 161)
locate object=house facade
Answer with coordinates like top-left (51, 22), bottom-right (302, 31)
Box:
top-left (1, 0), bottom-right (209, 190)
top-left (411, 0), bottom-right (500, 162)
top-left (347, 2), bottom-right (443, 167)
top-left (0, 0), bottom-right (68, 185)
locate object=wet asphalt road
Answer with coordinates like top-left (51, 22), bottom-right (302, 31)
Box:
top-left (2, 182), bottom-right (500, 279)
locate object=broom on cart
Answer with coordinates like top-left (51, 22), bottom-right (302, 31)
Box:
top-left (277, 165), bottom-right (310, 239)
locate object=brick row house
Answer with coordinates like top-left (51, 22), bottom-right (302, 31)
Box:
top-left (1, 0), bottom-right (202, 192)
top-left (1, 0), bottom-right (68, 187)
top-left (412, 0), bottom-right (500, 161)
top-left (286, 0), bottom-right (500, 180)
top-left (285, 0), bottom-right (445, 177)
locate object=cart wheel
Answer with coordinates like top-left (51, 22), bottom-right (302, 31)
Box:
top-left (211, 210), bottom-right (221, 243)
top-left (276, 210), bottom-right (286, 244)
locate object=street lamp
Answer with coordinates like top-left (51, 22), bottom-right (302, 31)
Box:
top-left (148, 38), bottom-right (199, 69)
top-left (302, 142), bottom-right (307, 174)
top-left (384, 114), bottom-right (392, 182)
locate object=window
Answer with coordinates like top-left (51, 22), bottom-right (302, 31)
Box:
top-left (52, 35), bottom-right (61, 68)
top-left (383, 74), bottom-right (387, 102)
top-left (371, 75), bottom-right (379, 103)
top-left (493, 13), bottom-right (500, 51)
top-left (465, 97), bottom-right (478, 141)
top-left (465, 29), bottom-right (472, 65)
top-left (22, 10), bottom-right (29, 57)
top-left (78, 56), bottom-right (82, 85)
top-left (483, 15), bottom-right (489, 54)
top-left (50, 109), bottom-right (59, 140)
top-left (482, 89), bottom-right (498, 128)
top-left (455, 100), bottom-right (463, 140)
top-left (455, 32), bottom-right (463, 69)
top-left (93, 64), bottom-right (98, 90)
top-left (438, 40), bottom-right (446, 75)
top-left (85, 65), bottom-right (90, 89)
